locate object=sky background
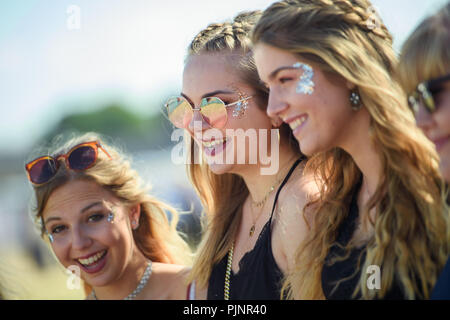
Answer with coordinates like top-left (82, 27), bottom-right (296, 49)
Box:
top-left (0, 0), bottom-right (448, 154)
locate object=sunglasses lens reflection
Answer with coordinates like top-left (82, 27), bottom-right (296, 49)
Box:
top-left (167, 97), bottom-right (193, 128)
top-left (68, 146), bottom-right (97, 170)
top-left (29, 158), bottom-right (58, 184)
top-left (200, 97), bottom-right (227, 128)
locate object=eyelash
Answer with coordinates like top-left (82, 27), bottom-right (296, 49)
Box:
top-left (50, 213), bottom-right (105, 234)
top-left (279, 77), bottom-right (292, 84)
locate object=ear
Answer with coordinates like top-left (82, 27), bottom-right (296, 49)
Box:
top-left (129, 203), bottom-right (141, 225)
top-left (346, 81), bottom-right (356, 90)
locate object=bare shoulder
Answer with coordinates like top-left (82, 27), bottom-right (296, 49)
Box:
top-left (278, 164), bottom-right (319, 222)
top-left (272, 164), bottom-right (320, 272)
top-left (145, 263), bottom-right (191, 300)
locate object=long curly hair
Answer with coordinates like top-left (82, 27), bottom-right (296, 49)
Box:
top-left (252, 0), bottom-right (449, 299)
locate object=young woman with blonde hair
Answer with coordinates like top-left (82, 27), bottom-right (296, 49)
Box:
top-left (166, 11), bottom-right (318, 299)
top-left (25, 133), bottom-right (192, 299)
top-left (252, 0), bottom-right (449, 299)
top-left (397, 2), bottom-right (450, 299)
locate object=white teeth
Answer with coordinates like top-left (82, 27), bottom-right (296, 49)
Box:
top-left (78, 250), bottom-right (106, 266)
top-left (203, 138), bottom-right (227, 148)
top-left (289, 115), bottom-right (307, 130)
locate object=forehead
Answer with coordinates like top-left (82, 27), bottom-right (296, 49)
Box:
top-left (253, 43), bottom-right (300, 79)
top-left (42, 180), bottom-right (116, 219)
top-left (182, 53), bottom-right (244, 96)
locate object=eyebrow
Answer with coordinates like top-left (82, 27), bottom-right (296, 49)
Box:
top-left (268, 66), bottom-right (298, 81)
top-left (44, 201), bottom-right (104, 225)
top-left (181, 90), bottom-right (235, 106)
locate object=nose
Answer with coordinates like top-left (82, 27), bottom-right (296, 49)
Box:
top-left (71, 224), bottom-right (92, 251)
top-left (266, 89), bottom-right (288, 119)
top-left (415, 104), bottom-right (435, 136)
top-left (187, 108), bottom-right (210, 134)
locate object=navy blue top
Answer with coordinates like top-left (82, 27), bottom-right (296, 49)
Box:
top-left (321, 179), bottom-right (405, 299)
top-left (431, 257), bottom-right (450, 299)
top-left (207, 157), bottom-right (304, 300)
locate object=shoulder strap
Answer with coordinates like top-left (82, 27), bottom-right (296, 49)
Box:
top-left (269, 156), bottom-right (305, 223)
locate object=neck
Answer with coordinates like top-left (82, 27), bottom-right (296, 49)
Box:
top-left (91, 247), bottom-right (149, 300)
top-left (340, 109), bottom-right (382, 203)
top-left (239, 141), bottom-right (299, 205)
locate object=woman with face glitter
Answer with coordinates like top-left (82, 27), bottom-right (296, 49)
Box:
top-left (397, 2), bottom-right (450, 300)
top-left (252, 0), bottom-right (448, 299)
top-left (25, 133), bottom-right (192, 299)
top-left (167, 11), bottom-right (319, 299)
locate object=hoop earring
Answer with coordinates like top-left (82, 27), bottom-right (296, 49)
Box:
top-left (349, 90), bottom-right (362, 111)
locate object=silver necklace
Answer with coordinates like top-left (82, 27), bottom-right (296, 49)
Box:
top-left (90, 260), bottom-right (152, 300)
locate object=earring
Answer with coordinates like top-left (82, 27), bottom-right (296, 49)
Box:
top-left (350, 90), bottom-right (362, 111)
top-left (232, 92), bottom-right (250, 118)
top-left (132, 221), bottom-right (139, 230)
top-left (107, 212), bottom-right (115, 223)
top-left (293, 62), bottom-right (315, 95)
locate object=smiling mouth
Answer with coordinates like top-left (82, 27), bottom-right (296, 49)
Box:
top-left (288, 115), bottom-right (307, 131)
top-left (77, 250), bottom-right (107, 267)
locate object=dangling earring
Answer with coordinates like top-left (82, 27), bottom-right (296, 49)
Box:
top-left (349, 89), bottom-right (362, 111)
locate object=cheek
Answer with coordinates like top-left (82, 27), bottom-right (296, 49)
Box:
top-left (435, 102), bottom-right (450, 134)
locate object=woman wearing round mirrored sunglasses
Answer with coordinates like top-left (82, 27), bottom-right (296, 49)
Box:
top-left (252, 0), bottom-right (448, 300)
top-left (169, 11), bottom-right (319, 300)
top-left (25, 133), bottom-right (192, 299)
top-left (397, 2), bottom-right (450, 300)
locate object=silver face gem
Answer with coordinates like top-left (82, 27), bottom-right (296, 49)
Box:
top-left (107, 212), bottom-right (115, 223)
top-left (47, 232), bottom-right (54, 243)
top-left (232, 98), bottom-right (248, 118)
top-left (293, 62), bottom-right (315, 95)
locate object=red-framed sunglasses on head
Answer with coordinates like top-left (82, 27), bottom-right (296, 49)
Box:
top-left (25, 141), bottom-right (111, 186)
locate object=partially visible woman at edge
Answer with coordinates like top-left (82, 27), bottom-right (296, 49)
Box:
top-left (397, 2), bottom-right (450, 299)
top-left (252, 0), bottom-right (449, 299)
top-left (166, 11), bottom-right (318, 299)
top-left (26, 133), bottom-right (192, 299)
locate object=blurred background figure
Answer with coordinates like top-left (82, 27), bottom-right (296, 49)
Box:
top-left (397, 1), bottom-right (450, 299)
top-left (0, 0), bottom-right (448, 299)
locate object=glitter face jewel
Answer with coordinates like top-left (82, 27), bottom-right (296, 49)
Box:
top-left (232, 90), bottom-right (250, 118)
top-left (107, 211), bottom-right (115, 223)
top-left (293, 62), bottom-right (315, 95)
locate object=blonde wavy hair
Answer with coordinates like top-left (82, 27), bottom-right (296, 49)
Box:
top-left (185, 11), bottom-right (301, 289)
top-left (397, 2), bottom-right (450, 95)
top-left (252, 0), bottom-right (449, 299)
top-left (28, 132), bottom-right (192, 295)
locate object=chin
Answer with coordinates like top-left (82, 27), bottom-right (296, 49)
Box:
top-left (440, 160), bottom-right (450, 183)
top-left (207, 162), bottom-right (235, 175)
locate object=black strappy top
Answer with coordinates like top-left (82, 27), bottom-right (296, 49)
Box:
top-left (321, 179), bottom-right (406, 300)
top-left (207, 157), bottom-right (304, 300)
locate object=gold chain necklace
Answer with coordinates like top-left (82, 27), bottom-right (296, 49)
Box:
top-left (248, 157), bottom-right (296, 237)
top-left (224, 242), bottom-right (234, 300)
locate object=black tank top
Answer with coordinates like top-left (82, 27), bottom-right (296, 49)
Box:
top-left (321, 178), bottom-right (405, 300)
top-left (207, 157), bottom-right (304, 300)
